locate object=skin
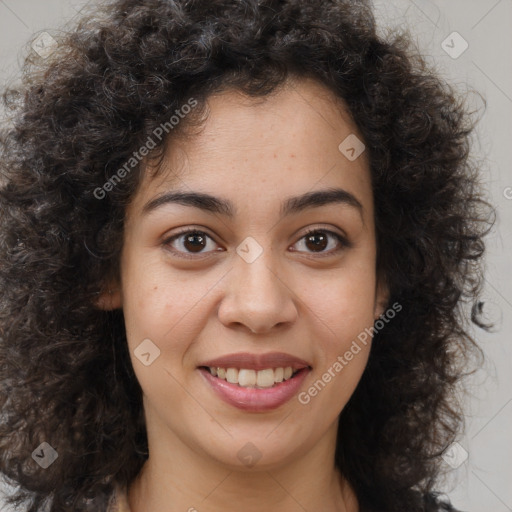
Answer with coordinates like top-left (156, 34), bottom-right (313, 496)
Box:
top-left (101, 77), bottom-right (388, 512)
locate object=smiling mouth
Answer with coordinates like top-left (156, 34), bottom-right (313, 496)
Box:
top-left (198, 366), bottom-right (307, 389)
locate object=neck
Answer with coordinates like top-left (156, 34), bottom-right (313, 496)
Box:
top-left (129, 465), bottom-right (357, 512)
top-left (127, 427), bottom-right (358, 512)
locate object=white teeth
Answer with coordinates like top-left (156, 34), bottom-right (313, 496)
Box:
top-left (207, 366), bottom-right (298, 388)
top-left (238, 369), bottom-right (256, 387)
top-left (256, 368), bottom-right (275, 388)
top-left (226, 368), bottom-right (238, 384)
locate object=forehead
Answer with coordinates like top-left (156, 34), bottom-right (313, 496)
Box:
top-left (129, 78), bottom-right (373, 221)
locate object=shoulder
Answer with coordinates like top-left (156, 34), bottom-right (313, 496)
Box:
top-left (107, 483), bottom-right (131, 512)
top-left (360, 491), bottom-right (464, 512)
top-left (104, 485), bottom-right (462, 512)
top-left (423, 491), bottom-right (464, 512)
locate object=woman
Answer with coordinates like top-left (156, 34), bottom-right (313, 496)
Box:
top-left (0, 0), bottom-right (494, 511)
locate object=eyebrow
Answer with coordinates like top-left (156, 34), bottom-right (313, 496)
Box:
top-left (142, 187), bottom-right (364, 220)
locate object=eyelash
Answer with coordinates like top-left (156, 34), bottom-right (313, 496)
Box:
top-left (162, 226), bottom-right (350, 260)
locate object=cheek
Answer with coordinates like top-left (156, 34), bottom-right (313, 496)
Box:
top-left (120, 252), bottom-right (216, 356)
top-left (302, 263), bottom-right (377, 343)
top-left (297, 273), bottom-right (375, 417)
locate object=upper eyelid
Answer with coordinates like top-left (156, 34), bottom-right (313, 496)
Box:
top-left (164, 225), bottom-right (346, 242)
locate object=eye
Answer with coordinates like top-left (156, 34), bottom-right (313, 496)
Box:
top-left (291, 228), bottom-right (350, 256)
top-left (163, 228), bottom-right (221, 260)
top-left (163, 226), bottom-right (350, 260)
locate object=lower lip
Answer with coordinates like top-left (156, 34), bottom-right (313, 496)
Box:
top-left (198, 367), bottom-right (310, 412)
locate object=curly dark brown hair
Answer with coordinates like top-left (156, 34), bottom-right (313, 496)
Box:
top-left (0, 0), bottom-right (495, 511)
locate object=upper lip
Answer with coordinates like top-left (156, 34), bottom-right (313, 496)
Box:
top-left (199, 352), bottom-right (312, 371)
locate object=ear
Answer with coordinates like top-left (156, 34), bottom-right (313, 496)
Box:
top-left (373, 274), bottom-right (390, 320)
top-left (94, 283), bottom-right (122, 310)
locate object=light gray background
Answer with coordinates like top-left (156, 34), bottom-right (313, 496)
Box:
top-left (0, 1), bottom-right (511, 511)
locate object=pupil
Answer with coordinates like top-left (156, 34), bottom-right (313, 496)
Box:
top-left (184, 233), bottom-right (205, 252)
top-left (306, 232), bottom-right (327, 251)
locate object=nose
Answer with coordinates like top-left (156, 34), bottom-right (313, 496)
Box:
top-left (217, 246), bottom-right (298, 334)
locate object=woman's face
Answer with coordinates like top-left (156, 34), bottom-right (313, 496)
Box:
top-left (113, 78), bottom-right (387, 471)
